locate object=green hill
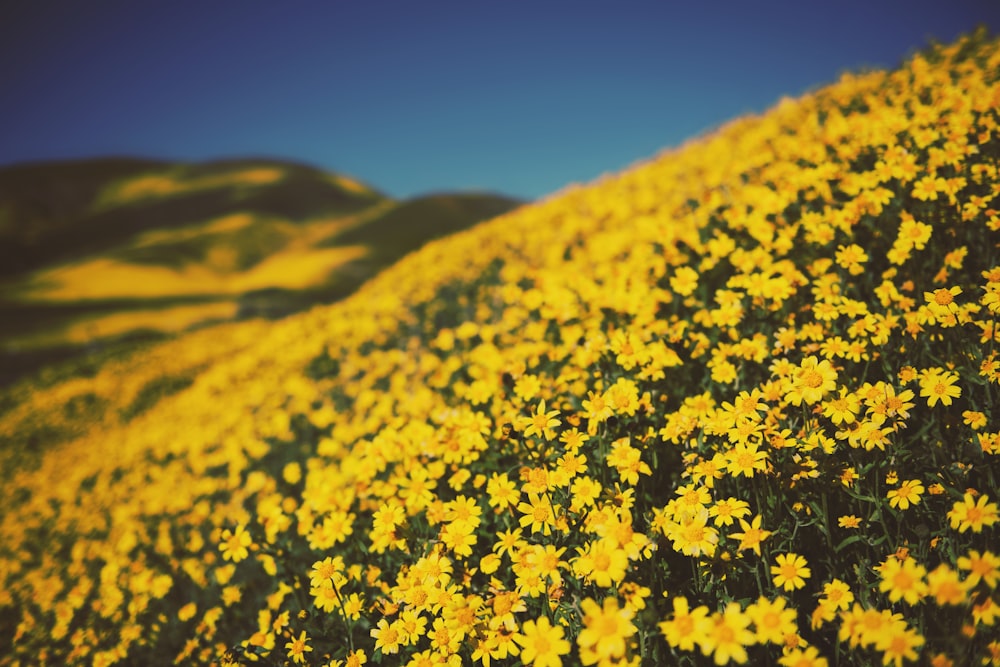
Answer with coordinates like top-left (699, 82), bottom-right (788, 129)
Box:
top-left (0, 158), bottom-right (523, 386)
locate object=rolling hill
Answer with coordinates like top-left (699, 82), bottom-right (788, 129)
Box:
top-left (2, 29), bottom-right (999, 667)
top-left (0, 157), bottom-right (522, 386)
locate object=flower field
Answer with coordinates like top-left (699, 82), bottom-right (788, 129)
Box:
top-left (2, 31), bottom-right (1000, 666)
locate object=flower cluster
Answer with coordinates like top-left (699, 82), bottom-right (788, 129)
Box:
top-left (1, 29), bottom-right (1000, 667)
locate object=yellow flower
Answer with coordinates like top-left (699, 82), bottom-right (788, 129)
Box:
top-left (725, 441), bottom-right (768, 478)
top-left (874, 623), bottom-right (924, 667)
top-left (918, 368), bottom-right (961, 407)
top-left (778, 645), bottom-right (829, 667)
top-left (284, 630), bottom-right (313, 664)
top-left (219, 524), bottom-right (252, 563)
top-left (517, 399), bottom-right (561, 441)
top-left (957, 549), bottom-right (1000, 588)
top-left (700, 602), bottom-right (755, 665)
top-left (926, 564), bottom-right (969, 606)
top-left (670, 266), bottom-right (699, 296)
top-left (659, 596), bottom-right (710, 651)
top-left (573, 538), bottom-right (629, 588)
top-left (886, 479), bottom-right (924, 510)
top-left (729, 515), bottom-right (772, 556)
top-left (877, 556), bottom-right (927, 605)
top-left (948, 493), bottom-right (999, 533)
top-left (517, 493), bottom-right (557, 535)
top-left (747, 596), bottom-right (797, 645)
top-left (772, 553), bottom-right (811, 592)
top-left (514, 616), bottom-right (571, 667)
top-left (786, 356), bottom-right (837, 406)
top-left (486, 472), bottom-right (521, 510)
top-left (577, 597), bottom-right (637, 665)
top-left (370, 618), bottom-right (404, 655)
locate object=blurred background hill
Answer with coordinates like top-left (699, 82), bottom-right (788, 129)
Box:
top-left (0, 157), bottom-right (522, 387)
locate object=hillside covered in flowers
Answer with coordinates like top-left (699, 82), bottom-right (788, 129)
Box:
top-left (2, 30), bottom-right (1000, 667)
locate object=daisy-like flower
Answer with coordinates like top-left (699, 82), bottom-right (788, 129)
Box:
top-left (957, 549), bottom-right (1000, 588)
top-left (699, 602), bottom-right (755, 665)
top-left (886, 479), bottom-right (924, 510)
top-left (948, 493), bottom-right (999, 533)
top-left (517, 399), bottom-right (561, 441)
top-left (918, 368), bottom-right (961, 407)
top-left (219, 524), bottom-right (252, 563)
top-left (658, 596), bottom-right (710, 651)
top-left (772, 553), bottom-right (811, 592)
top-left (778, 645), bottom-right (829, 667)
top-left (877, 556), bottom-right (928, 605)
top-left (786, 356), bottom-right (837, 406)
top-left (514, 616), bottom-right (571, 667)
top-left (746, 596), bottom-right (797, 644)
top-left (577, 596), bottom-right (637, 665)
top-left (729, 515), bottom-right (772, 556)
top-left (284, 630), bottom-right (313, 664)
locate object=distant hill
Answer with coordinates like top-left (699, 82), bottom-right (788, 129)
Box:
top-left (0, 157), bottom-right (524, 385)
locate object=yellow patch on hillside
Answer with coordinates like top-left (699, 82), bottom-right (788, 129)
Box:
top-left (17, 245), bottom-right (368, 301)
top-left (329, 173), bottom-right (373, 195)
top-left (134, 213), bottom-right (256, 248)
top-left (99, 168), bottom-right (286, 207)
top-left (6, 301), bottom-right (240, 350)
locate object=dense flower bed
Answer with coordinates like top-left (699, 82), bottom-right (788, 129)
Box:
top-left (2, 30), bottom-right (999, 667)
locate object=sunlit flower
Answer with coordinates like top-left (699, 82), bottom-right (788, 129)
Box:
top-left (772, 553), bottom-right (811, 592)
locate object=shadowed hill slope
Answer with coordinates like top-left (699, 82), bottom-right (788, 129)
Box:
top-left (0, 157), bottom-right (383, 277)
top-left (1, 30), bottom-right (999, 667)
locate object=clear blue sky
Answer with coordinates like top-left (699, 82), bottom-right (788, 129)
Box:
top-left (1, 1), bottom-right (997, 200)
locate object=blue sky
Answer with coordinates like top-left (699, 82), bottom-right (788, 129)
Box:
top-left (1, 1), bottom-right (998, 200)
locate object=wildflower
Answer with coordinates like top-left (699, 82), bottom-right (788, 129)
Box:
top-left (370, 618), bottom-right (404, 655)
top-left (659, 596), bottom-right (710, 651)
top-left (607, 437), bottom-right (652, 485)
top-left (926, 564), bottom-right (968, 606)
top-left (838, 515), bottom-right (862, 529)
top-left (709, 497), bottom-right (750, 527)
top-left (513, 374), bottom-right (541, 401)
top-left (821, 388), bottom-right (859, 425)
top-left (778, 645), bottom-right (829, 667)
top-left (671, 266), bottom-right (699, 296)
top-left (514, 616), bottom-right (571, 667)
top-left (786, 356), bottom-right (837, 406)
top-left (729, 515), bottom-right (772, 556)
top-left (219, 524), bottom-right (252, 563)
top-left (574, 538), bottom-right (629, 588)
top-left (577, 597), bottom-right (637, 665)
top-left (973, 596), bottom-right (1000, 626)
top-left (700, 602), bottom-right (755, 665)
top-left (886, 479), bottom-right (924, 510)
top-left (284, 630), bottom-right (313, 664)
top-left (835, 244), bottom-right (868, 275)
top-left (725, 441), bottom-right (768, 478)
top-left (517, 493), bottom-right (557, 535)
top-left (874, 623), bottom-right (924, 667)
top-left (773, 553), bottom-right (811, 592)
top-left (818, 579), bottom-right (854, 615)
top-left (747, 596), bottom-right (797, 644)
top-left (666, 507), bottom-right (719, 557)
top-left (517, 399), bottom-right (561, 441)
top-left (877, 556), bottom-right (928, 605)
top-left (918, 368), bottom-right (961, 407)
top-left (948, 493), bottom-right (999, 533)
top-left (487, 472), bottom-right (521, 510)
top-left (957, 549), bottom-right (1000, 588)
top-left (963, 410), bottom-right (988, 429)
